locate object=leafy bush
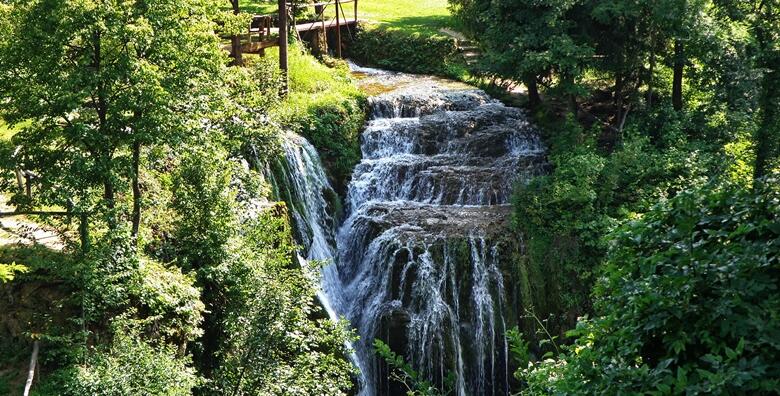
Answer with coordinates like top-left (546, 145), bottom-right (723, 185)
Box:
top-left (519, 181), bottom-right (780, 394)
top-left (82, 234), bottom-right (205, 346)
top-left (270, 48), bottom-right (367, 191)
top-left (209, 206), bottom-right (355, 395)
top-left (57, 323), bottom-right (200, 396)
top-left (0, 262), bottom-right (27, 282)
top-left (171, 147), bottom-right (238, 271)
top-left (350, 23), bottom-right (465, 77)
top-left (513, 111), bottom-right (717, 324)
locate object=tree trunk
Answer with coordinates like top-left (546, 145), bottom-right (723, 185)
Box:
top-left (230, 36), bottom-right (243, 66)
top-left (753, 21), bottom-right (780, 181)
top-left (229, 0), bottom-right (243, 66)
top-left (672, 39), bottom-right (684, 111)
top-left (648, 48), bottom-right (656, 108)
top-left (23, 340), bottom-right (39, 396)
top-left (614, 72), bottom-right (624, 125)
top-left (569, 94), bottom-right (578, 118)
top-left (131, 140), bottom-right (141, 240)
top-left (104, 172), bottom-right (116, 230)
top-left (525, 75), bottom-right (541, 109)
top-left (80, 212), bottom-right (90, 253)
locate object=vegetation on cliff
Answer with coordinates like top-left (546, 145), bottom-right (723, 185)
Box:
top-left (0, 0), bottom-right (777, 394)
top-left (0, 0), bottom-right (355, 394)
top-left (451, 0), bottom-right (780, 393)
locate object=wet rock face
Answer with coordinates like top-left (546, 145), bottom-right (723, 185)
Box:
top-left (350, 100), bottom-right (546, 210)
top-left (334, 67), bottom-right (547, 396)
top-left (275, 65), bottom-right (546, 395)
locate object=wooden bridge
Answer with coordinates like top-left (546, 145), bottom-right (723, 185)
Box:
top-left (236, 0), bottom-right (360, 62)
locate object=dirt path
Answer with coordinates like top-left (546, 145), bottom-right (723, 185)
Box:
top-left (0, 199), bottom-right (64, 250)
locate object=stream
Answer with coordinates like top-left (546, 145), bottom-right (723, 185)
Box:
top-left (272, 65), bottom-right (546, 395)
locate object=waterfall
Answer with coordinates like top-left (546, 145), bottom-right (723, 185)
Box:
top-left (272, 131), bottom-right (368, 385)
top-left (274, 66), bottom-right (545, 395)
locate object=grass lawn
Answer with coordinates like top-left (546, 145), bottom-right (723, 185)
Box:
top-left (237, 0), bottom-right (454, 35)
top-left (355, 0), bottom-right (453, 34)
top-left (1, 120), bottom-right (17, 142)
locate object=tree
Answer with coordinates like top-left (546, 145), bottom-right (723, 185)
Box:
top-left (518, 181), bottom-right (780, 394)
top-left (0, 0), bottom-right (227, 246)
top-left (451, 0), bottom-right (593, 111)
top-left (710, 0), bottom-right (780, 180)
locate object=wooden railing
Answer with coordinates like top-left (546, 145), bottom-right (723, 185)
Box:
top-left (289, 0), bottom-right (358, 58)
top-left (248, 14), bottom-right (273, 44)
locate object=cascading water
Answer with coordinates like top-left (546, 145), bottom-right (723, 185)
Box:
top-left (339, 67), bottom-right (545, 396)
top-left (272, 66), bottom-right (546, 395)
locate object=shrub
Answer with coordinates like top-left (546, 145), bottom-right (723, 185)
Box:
top-left (82, 233), bottom-right (204, 346)
top-left (350, 23), bottom-right (464, 77)
top-left (57, 323), bottom-right (200, 396)
top-left (209, 207), bottom-right (356, 395)
top-left (519, 181), bottom-right (780, 394)
top-left (171, 147), bottom-right (238, 271)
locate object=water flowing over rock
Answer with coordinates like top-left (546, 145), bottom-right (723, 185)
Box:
top-left (271, 65), bottom-right (546, 395)
top-left (341, 66), bottom-right (546, 395)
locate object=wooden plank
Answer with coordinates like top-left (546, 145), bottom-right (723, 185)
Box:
top-left (291, 0), bottom-right (355, 8)
top-left (294, 18), bottom-right (358, 32)
top-left (242, 40), bottom-right (279, 53)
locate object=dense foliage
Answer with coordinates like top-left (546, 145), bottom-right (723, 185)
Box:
top-left (0, 1), bottom-right (358, 394)
top-left (350, 23), bottom-right (466, 78)
top-left (517, 181), bottom-right (780, 394)
top-left (450, 0), bottom-right (780, 393)
top-left (211, 211), bottom-right (355, 395)
top-left (450, 0), bottom-right (778, 322)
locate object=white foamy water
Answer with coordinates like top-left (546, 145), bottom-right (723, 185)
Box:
top-left (275, 64), bottom-right (546, 395)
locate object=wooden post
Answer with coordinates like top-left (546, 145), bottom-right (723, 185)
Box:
top-left (278, 0), bottom-right (288, 95)
top-left (315, 3), bottom-right (325, 32)
top-left (355, 0), bottom-right (358, 22)
top-left (335, 0), bottom-right (342, 58)
top-left (80, 212), bottom-right (90, 252)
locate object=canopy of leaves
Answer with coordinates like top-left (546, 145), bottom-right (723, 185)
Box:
top-left (520, 180), bottom-right (780, 394)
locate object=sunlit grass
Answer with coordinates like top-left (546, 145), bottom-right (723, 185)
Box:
top-left (258, 45), bottom-right (364, 112)
top-left (0, 120), bottom-right (15, 142)
top-left (237, 0), bottom-right (454, 35)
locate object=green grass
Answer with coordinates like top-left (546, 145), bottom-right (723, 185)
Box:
top-left (0, 119), bottom-right (29, 142)
top-left (357, 0), bottom-right (453, 35)
top-left (0, 121), bottom-right (15, 142)
top-left (236, 0), bottom-right (277, 14)
top-left (237, 0), bottom-right (454, 35)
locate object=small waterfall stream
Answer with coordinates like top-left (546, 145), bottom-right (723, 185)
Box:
top-left (272, 66), bottom-right (545, 395)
